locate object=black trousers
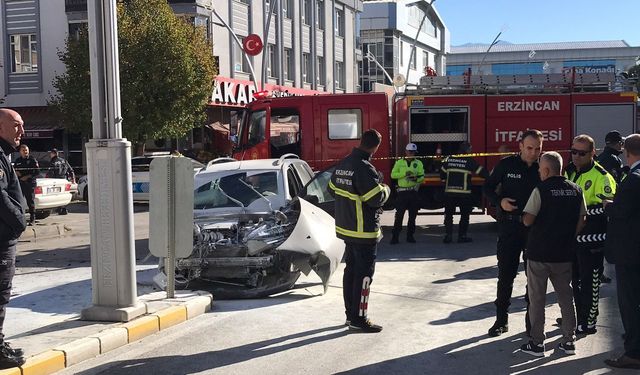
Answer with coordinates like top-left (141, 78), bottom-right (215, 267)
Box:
top-left (616, 263), bottom-right (640, 359)
top-left (444, 195), bottom-right (473, 237)
top-left (19, 181), bottom-right (35, 220)
top-left (495, 221), bottom-right (529, 325)
top-left (0, 244), bottom-right (16, 343)
top-left (572, 247), bottom-right (603, 326)
top-left (343, 242), bottom-right (377, 321)
top-left (392, 190), bottom-right (419, 238)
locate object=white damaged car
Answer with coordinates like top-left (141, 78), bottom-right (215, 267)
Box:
top-left (156, 155), bottom-right (340, 298)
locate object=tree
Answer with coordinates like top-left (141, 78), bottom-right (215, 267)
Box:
top-left (628, 63), bottom-right (640, 91)
top-left (49, 0), bottom-right (217, 151)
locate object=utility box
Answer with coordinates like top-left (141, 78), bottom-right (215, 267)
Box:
top-left (149, 156), bottom-right (194, 259)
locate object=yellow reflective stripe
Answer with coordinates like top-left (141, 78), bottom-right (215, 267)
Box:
top-left (336, 226), bottom-right (381, 239)
top-left (448, 168), bottom-right (471, 174)
top-left (356, 200), bottom-right (363, 233)
top-left (362, 184), bottom-right (385, 202)
top-left (329, 181), bottom-right (361, 201)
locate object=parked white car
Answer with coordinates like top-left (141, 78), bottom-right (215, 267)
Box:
top-left (34, 178), bottom-right (72, 219)
top-left (77, 155), bottom-right (204, 202)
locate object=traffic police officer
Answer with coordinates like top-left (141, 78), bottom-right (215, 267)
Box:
top-left (484, 129), bottom-right (543, 337)
top-left (565, 134), bottom-right (616, 335)
top-left (597, 130), bottom-right (625, 183)
top-left (440, 142), bottom-right (488, 243)
top-left (390, 143), bottom-right (424, 244)
top-left (329, 129), bottom-right (390, 333)
top-left (0, 109), bottom-right (27, 368)
top-left (14, 144), bottom-right (39, 225)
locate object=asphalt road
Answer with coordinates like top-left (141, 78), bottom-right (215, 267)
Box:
top-left (32, 207), bottom-right (627, 375)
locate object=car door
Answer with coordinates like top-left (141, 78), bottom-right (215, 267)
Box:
top-left (299, 166), bottom-right (336, 217)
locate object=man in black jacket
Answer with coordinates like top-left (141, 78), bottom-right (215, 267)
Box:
top-left (483, 129), bottom-right (543, 337)
top-left (329, 129), bottom-right (390, 333)
top-left (14, 144), bottom-right (39, 225)
top-left (0, 109), bottom-right (27, 368)
top-left (597, 130), bottom-right (624, 183)
top-left (603, 134), bottom-right (640, 370)
top-left (46, 148), bottom-right (74, 215)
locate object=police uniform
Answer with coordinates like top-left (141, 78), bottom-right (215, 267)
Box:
top-left (329, 148), bottom-right (390, 330)
top-left (597, 146), bottom-right (624, 183)
top-left (484, 154), bottom-right (540, 335)
top-left (47, 155), bottom-right (73, 180)
top-left (523, 175), bottom-right (586, 351)
top-left (390, 156), bottom-right (424, 243)
top-left (0, 138), bottom-right (27, 355)
top-left (440, 155), bottom-right (488, 242)
top-left (565, 161), bottom-right (616, 333)
top-left (14, 154), bottom-right (39, 224)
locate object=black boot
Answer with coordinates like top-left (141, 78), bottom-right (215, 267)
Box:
top-left (2, 342), bottom-right (23, 358)
top-left (390, 235), bottom-right (399, 245)
top-left (406, 234), bottom-right (416, 243)
top-left (443, 234), bottom-right (452, 244)
top-left (0, 345), bottom-right (24, 370)
top-left (488, 320), bottom-right (509, 337)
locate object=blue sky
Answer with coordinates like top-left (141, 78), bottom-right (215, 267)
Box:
top-left (435, 0), bottom-right (640, 47)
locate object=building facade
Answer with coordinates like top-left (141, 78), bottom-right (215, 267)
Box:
top-left (359, 0), bottom-right (449, 93)
top-left (446, 40), bottom-right (640, 76)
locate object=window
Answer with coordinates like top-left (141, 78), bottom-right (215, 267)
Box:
top-left (335, 8), bottom-right (344, 37)
top-left (267, 44), bottom-right (278, 77)
top-left (270, 110), bottom-right (300, 157)
top-left (410, 48), bottom-right (416, 70)
top-left (10, 34), bottom-right (38, 73)
top-left (316, 0), bottom-right (325, 30)
top-left (287, 167), bottom-right (302, 198)
top-left (283, 0), bottom-right (293, 18)
top-left (328, 109), bottom-right (361, 139)
top-left (317, 56), bottom-right (325, 86)
top-left (284, 48), bottom-right (293, 81)
top-left (423, 51), bottom-right (429, 69)
top-left (491, 62), bottom-right (543, 75)
top-left (336, 61), bottom-right (345, 89)
top-left (247, 110), bottom-right (267, 146)
top-left (446, 65), bottom-right (471, 76)
top-left (68, 22), bottom-right (87, 41)
top-left (302, 53), bottom-right (312, 83)
top-left (303, 0), bottom-right (311, 25)
top-left (234, 37), bottom-right (250, 73)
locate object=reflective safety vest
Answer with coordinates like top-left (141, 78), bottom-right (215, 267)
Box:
top-left (440, 156), bottom-right (487, 195)
top-left (391, 158), bottom-right (424, 190)
top-left (329, 148), bottom-right (390, 244)
top-left (565, 161), bottom-right (616, 247)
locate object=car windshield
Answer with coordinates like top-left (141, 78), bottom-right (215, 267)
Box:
top-left (194, 171), bottom-right (279, 210)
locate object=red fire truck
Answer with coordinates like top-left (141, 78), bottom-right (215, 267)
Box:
top-left (231, 72), bottom-right (638, 210)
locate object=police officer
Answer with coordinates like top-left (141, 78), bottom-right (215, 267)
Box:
top-left (14, 144), bottom-right (39, 225)
top-left (484, 129), bottom-right (543, 337)
top-left (597, 130), bottom-right (625, 183)
top-left (0, 109), bottom-right (27, 368)
top-left (564, 134), bottom-right (616, 336)
top-left (390, 143), bottom-right (424, 244)
top-left (440, 142), bottom-right (488, 243)
top-left (47, 148), bottom-right (74, 215)
top-left (329, 129), bottom-right (390, 333)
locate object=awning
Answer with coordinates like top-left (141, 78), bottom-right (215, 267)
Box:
top-left (16, 106), bottom-right (62, 139)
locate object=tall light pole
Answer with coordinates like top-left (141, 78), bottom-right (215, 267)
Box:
top-left (477, 30), bottom-right (503, 75)
top-left (81, 0), bottom-right (145, 322)
top-left (404, 0), bottom-right (436, 88)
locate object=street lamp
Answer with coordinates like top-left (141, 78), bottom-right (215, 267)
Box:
top-left (404, 0), bottom-right (436, 88)
top-left (477, 29), bottom-right (504, 75)
top-left (365, 45), bottom-right (397, 93)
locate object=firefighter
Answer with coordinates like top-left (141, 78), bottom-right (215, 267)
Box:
top-left (483, 129), bottom-right (543, 337)
top-left (14, 144), bottom-right (39, 225)
top-left (440, 142), bottom-right (488, 243)
top-left (329, 129), bottom-right (390, 333)
top-left (564, 134), bottom-right (616, 336)
top-left (597, 130), bottom-right (624, 183)
top-left (390, 143), bottom-right (424, 244)
top-left (0, 109), bottom-right (27, 369)
top-left (47, 148), bottom-right (74, 215)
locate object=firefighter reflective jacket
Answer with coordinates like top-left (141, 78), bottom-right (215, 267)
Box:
top-left (329, 148), bottom-right (390, 244)
top-left (565, 161), bottom-right (616, 247)
top-left (440, 156), bottom-right (488, 195)
top-left (391, 158), bottom-right (424, 190)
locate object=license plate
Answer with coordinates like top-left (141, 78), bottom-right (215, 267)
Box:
top-left (47, 187), bottom-right (61, 194)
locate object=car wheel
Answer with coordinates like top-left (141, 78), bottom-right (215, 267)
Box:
top-left (83, 186), bottom-right (89, 202)
top-left (35, 210), bottom-right (51, 220)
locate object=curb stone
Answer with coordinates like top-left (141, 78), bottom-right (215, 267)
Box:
top-left (5, 291), bottom-right (213, 374)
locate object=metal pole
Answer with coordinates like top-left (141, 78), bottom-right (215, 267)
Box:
top-left (477, 31), bottom-right (502, 75)
top-left (212, 8), bottom-right (259, 92)
top-left (405, 0), bottom-right (435, 88)
top-left (82, 0), bottom-right (144, 322)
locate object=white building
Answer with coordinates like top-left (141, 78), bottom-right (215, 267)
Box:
top-left (359, 0), bottom-right (449, 92)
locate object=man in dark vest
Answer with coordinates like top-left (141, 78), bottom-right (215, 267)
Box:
top-left (519, 151), bottom-right (586, 357)
top-left (14, 144), bottom-right (39, 225)
top-left (602, 134), bottom-right (640, 370)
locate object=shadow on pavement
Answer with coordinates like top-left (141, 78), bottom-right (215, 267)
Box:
top-left (432, 264), bottom-right (498, 284)
top-left (72, 325), bottom-right (350, 375)
top-left (66, 201), bottom-right (150, 214)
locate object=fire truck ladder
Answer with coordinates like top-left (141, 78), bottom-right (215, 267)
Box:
top-left (404, 72), bottom-right (634, 96)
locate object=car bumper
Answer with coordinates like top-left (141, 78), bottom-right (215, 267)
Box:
top-left (35, 193), bottom-right (72, 210)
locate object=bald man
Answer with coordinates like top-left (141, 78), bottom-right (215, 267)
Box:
top-left (0, 109), bottom-right (26, 368)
